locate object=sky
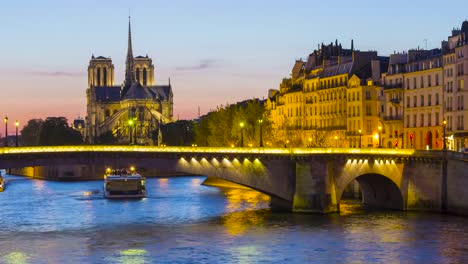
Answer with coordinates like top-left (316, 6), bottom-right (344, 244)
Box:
top-left (0, 0), bottom-right (467, 133)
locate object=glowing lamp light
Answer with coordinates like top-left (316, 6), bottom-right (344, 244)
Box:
top-left (374, 134), bottom-right (379, 140)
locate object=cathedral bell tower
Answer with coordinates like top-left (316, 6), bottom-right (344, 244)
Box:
top-left (88, 56), bottom-right (114, 87)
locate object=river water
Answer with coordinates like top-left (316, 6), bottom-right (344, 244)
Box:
top-left (1, 175), bottom-right (468, 263)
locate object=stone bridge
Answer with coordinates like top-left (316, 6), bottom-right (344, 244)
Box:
top-left (1, 146), bottom-right (467, 215)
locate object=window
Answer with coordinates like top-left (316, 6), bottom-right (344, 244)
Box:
top-left (428, 94), bottom-right (432, 106)
top-left (143, 68), bottom-right (147, 86)
top-left (420, 114), bottom-right (424, 127)
top-left (414, 78), bottom-right (417, 89)
top-left (436, 93), bottom-right (439, 105)
top-left (428, 113), bottom-right (432, 126)
top-left (413, 114), bottom-right (417, 127)
top-left (406, 78), bottom-right (410, 89)
top-left (413, 96), bottom-right (417, 107)
top-left (406, 96), bottom-right (410, 108)
top-left (421, 76), bottom-right (424, 88)
top-left (435, 74), bottom-right (439, 86)
top-left (436, 113), bottom-right (439, 126)
top-left (420, 95), bottom-right (424, 107)
top-left (136, 68), bottom-right (140, 83)
top-left (406, 115), bottom-right (410, 127)
top-left (103, 68), bottom-right (107, 86)
top-left (428, 75), bottom-right (432, 87)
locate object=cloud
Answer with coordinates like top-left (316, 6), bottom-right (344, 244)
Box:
top-left (175, 59), bottom-right (220, 71)
top-left (29, 70), bottom-right (86, 77)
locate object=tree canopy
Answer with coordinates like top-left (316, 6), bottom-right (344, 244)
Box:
top-left (21, 117), bottom-right (83, 146)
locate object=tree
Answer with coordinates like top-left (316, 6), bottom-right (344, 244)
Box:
top-left (38, 117), bottom-right (83, 145)
top-left (161, 120), bottom-right (195, 146)
top-left (20, 119), bottom-right (44, 146)
top-left (96, 130), bottom-right (118, 145)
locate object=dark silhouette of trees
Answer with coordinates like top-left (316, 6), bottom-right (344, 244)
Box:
top-left (20, 119), bottom-right (44, 146)
top-left (161, 120), bottom-right (195, 146)
top-left (20, 117), bottom-right (83, 146)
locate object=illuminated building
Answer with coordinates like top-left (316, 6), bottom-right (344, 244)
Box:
top-left (442, 21), bottom-right (468, 151)
top-left (267, 21), bottom-right (468, 151)
top-left (266, 40), bottom-right (386, 147)
top-left (85, 18), bottom-right (173, 144)
top-left (383, 49), bottom-right (444, 150)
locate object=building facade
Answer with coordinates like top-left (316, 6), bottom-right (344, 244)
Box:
top-left (85, 19), bottom-right (173, 145)
top-left (266, 21), bottom-right (468, 151)
top-left (265, 40), bottom-right (386, 148)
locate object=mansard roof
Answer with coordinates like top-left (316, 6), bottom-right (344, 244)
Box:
top-left (319, 61), bottom-right (353, 78)
top-left (94, 86), bottom-right (121, 102)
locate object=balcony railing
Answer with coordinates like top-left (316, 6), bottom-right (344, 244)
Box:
top-left (383, 115), bottom-right (403, 121)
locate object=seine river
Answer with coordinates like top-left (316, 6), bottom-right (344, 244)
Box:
top-left (1, 175), bottom-right (468, 263)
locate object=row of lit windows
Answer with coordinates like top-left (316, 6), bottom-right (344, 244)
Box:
top-left (406, 93), bottom-right (440, 108)
top-left (406, 113), bottom-right (441, 128)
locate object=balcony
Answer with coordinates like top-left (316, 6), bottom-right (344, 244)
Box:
top-left (383, 115), bottom-right (403, 121)
top-left (390, 98), bottom-right (401, 104)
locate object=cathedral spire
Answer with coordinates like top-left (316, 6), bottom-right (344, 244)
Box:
top-left (125, 16), bottom-right (135, 84)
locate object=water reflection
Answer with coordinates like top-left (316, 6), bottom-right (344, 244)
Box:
top-left (3, 252), bottom-right (30, 264)
top-left (221, 188), bottom-right (270, 235)
top-left (1, 175), bottom-right (468, 263)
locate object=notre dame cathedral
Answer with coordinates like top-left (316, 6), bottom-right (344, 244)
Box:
top-left (85, 18), bottom-right (173, 145)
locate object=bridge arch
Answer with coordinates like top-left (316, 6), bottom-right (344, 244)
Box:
top-left (339, 173), bottom-right (404, 210)
top-left (335, 159), bottom-right (405, 210)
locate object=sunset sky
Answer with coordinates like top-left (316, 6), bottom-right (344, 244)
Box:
top-left (0, 0), bottom-right (466, 133)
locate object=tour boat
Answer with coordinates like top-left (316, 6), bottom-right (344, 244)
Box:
top-left (0, 174), bottom-right (4, 192)
top-left (104, 167), bottom-right (146, 198)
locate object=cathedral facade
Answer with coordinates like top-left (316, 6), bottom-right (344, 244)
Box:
top-left (85, 19), bottom-right (173, 145)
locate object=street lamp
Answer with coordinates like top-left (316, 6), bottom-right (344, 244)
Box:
top-left (239, 122), bottom-right (244, 147)
top-left (4, 116), bottom-right (8, 147)
top-left (378, 126), bottom-right (382, 148)
top-left (308, 137), bottom-right (312, 148)
top-left (443, 119), bottom-right (447, 150)
top-left (128, 119), bottom-right (134, 145)
top-left (258, 119), bottom-right (263, 147)
top-left (15, 120), bottom-right (19, 147)
top-left (358, 129), bottom-right (362, 148)
top-left (334, 135), bottom-right (338, 148)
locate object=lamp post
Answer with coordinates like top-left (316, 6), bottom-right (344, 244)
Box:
top-left (443, 119), bottom-right (447, 150)
top-left (128, 119), bottom-right (134, 145)
top-left (258, 119), bottom-right (263, 147)
top-left (15, 120), bottom-right (19, 147)
top-left (4, 116), bottom-right (8, 147)
top-left (239, 122), bottom-right (244, 147)
top-left (378, 126), bottom-right (382, 148)
top-left (358, 129), bottom-right (362, 148)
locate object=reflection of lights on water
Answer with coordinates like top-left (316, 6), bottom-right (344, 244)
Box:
top-left (191, 178), bottom-right (201, 187)
top-left (221, 188), bottom-right (270, 236)
top-left (3, 251), bottom-right (30, 264)
top-left (158, 178), bottom-right (168, 188)
top-left (119, 249), bottom-right (148, 264)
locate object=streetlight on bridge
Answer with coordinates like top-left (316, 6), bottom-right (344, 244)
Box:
top-left (358, 129), bottom-right (362, 148)
top-left (378, 126), bottom-right (382, 148)
top-left (128, 119), bottom-right (134, 145)
top-left (4, 116), bottom-right (8, 147)
top-left (443, 119), bottom-right (447, 150)
top-left (258, 119), bottom-right (263, 147)
top-left (239, 122), bottom-right (244, 147)
top-left (15, 120), bottom-right (19, 147)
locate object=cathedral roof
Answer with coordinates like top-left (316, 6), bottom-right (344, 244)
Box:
top-left (94, 86), bottom-right (121, 102)
top-left (122, 82), bottom-right (155, 100)
top-left (148, 85), bottom-right (172, 100)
